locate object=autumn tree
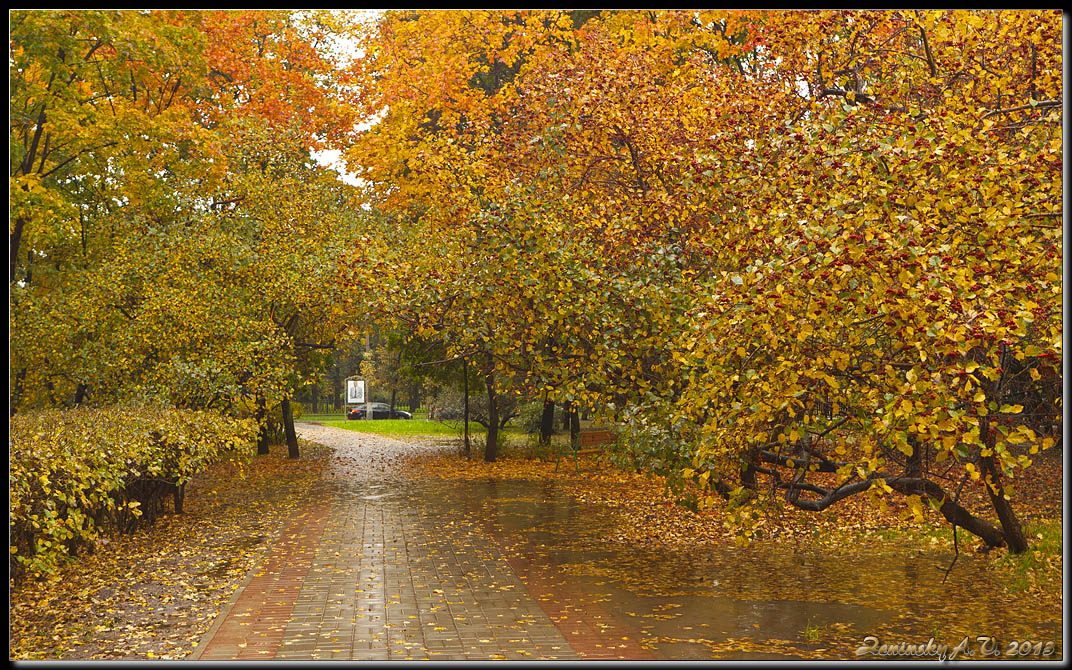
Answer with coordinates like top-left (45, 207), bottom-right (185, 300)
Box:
top-left (345, 10), bottom-right (1061, 550)
top-left (10, 10), bottom-right (366, 443)
top-left (665, 10), bottom-right (1062, 554)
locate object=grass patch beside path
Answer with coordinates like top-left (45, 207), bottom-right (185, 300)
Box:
top-left (9, 440), bottom-right (332, 660)
top-left (300, 416), bottom-right (532, 440)
top-left (305, 418), bottom-right (471, 437)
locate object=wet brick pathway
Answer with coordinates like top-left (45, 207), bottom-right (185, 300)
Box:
top-left (192, 424), bottom-right (647, 660)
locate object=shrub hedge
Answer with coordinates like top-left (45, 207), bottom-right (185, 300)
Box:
top-left (9, 403), bottom-right (257, 584)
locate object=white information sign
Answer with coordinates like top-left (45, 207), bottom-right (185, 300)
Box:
top-left (346, 379), bottom-right (366, 405)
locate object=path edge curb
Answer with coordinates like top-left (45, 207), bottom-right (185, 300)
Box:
top-left (187, 544), bottom-right (264, 660)
top-left (188, 432), bottom-right (336, 661)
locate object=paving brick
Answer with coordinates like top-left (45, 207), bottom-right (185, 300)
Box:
top-left (194, 425), bottom-right (661, 660)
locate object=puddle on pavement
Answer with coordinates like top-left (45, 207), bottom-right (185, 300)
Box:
top-left (395, 478), bottom-right (1062, 660)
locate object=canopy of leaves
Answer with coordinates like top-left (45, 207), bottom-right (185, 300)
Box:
top-left (343, 10), bottom-right (1062, 543)
top-left (10, 10), bottom-right (368, 414)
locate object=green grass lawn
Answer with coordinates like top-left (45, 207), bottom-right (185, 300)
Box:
top-left (297, 413), bottom-right (543, 440)
top-left (320, 420), bottom-right (469, 437)
top-left (299, 413), bottom-right (483, 437)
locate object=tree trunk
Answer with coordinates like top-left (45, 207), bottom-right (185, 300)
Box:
top-left (980, 455), bottom-right (1029, 553)
top-left (463, 357), bottom-right (471, 458)
top-left (173, 482), bottom-right (185, 514)
top-left (906, 435), bottom-right (924, 478)
top-left (561, 400), bottom-right (572, 431)
top-left (408, 382), bottom-right (420, 413)
top-left (282, 396), bottom-right (300, 459)
top-left (332, 358), bottom-right (342, 410)
top-left (390, 351), bottom-right (402, 414)
top-left (484, 357), bottom-right (499, 463)
top-left (740, 446), bottom-right (759, 490)
top-left (783, 471), bottom-right (1008, 549)
top-left (255, 395), bottom-right (270, 455)
top-left (11, 217), bottom-right (25, 283)
top-left (569, 404), bottom-right (580, 450)
top-left (539, 397), bottom-right (555, 446)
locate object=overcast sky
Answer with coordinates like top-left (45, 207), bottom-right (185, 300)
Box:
top-left (309, 10), bottom-right (383, 186)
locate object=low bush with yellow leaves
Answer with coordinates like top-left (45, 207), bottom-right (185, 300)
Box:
top-left (9, 403), bottom-right (257, 585)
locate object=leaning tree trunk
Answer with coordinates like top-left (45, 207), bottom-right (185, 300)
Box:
top-left (980, 417), bottom-right (1028, 553)
top-left (282, 396), bottom-right (300, 459)
top-left (11, 216), bottom-right (26, 283)
top-left (759, 446), bottom-right (1010, 550)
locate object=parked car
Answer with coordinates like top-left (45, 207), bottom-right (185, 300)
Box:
top-left (347, 403), bottom-right (412, 420)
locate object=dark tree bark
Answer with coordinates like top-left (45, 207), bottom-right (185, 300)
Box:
top-left (740, 446), bottom-right (760, 490)
top-left (408, 381), bottom-right (421, 413)
top-left (778, 469), bottom-right (1008, 549)
top-left (906, 435), bottom-right (924, 479)
top-left (484, 356), bottom-right (499, 463)
top-left (173, 482), bottom-right (185, 514)
top-left (539, 397), bottom-right (555, 446)
top-left (255, 395), bottom-right (270, 455)
top-left (11, 217), bottom-right (25, 283)
top-left (561, 399), bottom-right (573, 431)
top-left (980, 451), bottom-right (1028, 553)
top-left (753, 444), bottom-right (1009, 549)
top-left (463, 357), bottom-right (471, 458)
top-left (282, 396), bottom-right (299, 459)
top-left (389, 350), bottom-right (402, 414)
top-left (332, 358), bottom-right (342, 410)
top-left (569, 404), bottom-right (580, 450)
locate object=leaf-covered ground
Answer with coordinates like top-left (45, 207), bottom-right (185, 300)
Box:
top-left (9, 435), bottom-right (1061, 660)
top-left (406, 441), bottom-right (1061, 537)
top-left (9, 441), bottom-right (332, 660)
top-left (402, 440), bottom-right (1063, 634)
